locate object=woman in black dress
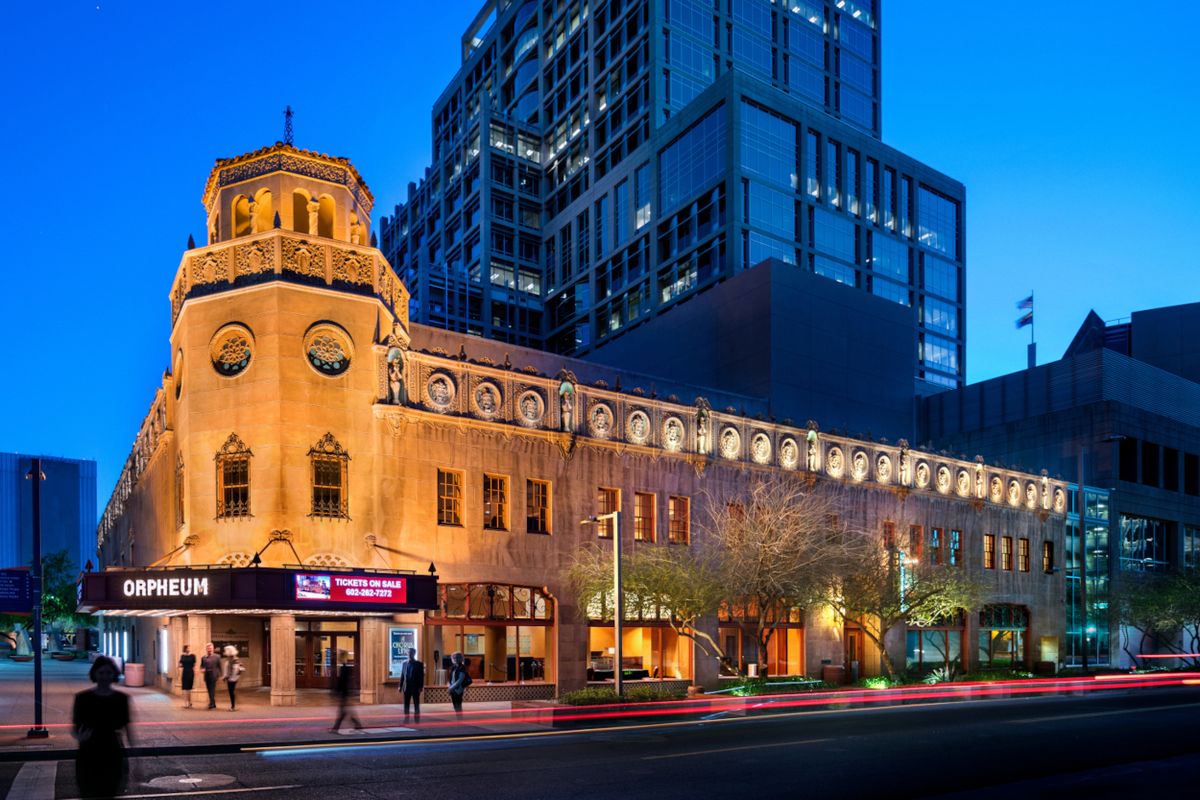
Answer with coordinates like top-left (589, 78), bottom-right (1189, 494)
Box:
top-left (179, 644), bottom-right (196, 708)
top-left (73, 655), bottom-right (134, 799)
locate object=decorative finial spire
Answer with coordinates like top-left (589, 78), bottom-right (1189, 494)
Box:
top-left (283, 106), bottom-right (294, 146)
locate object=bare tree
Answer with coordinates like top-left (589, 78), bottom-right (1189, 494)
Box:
top-left (827, 537), bottom-right (984, 679)
top-left (700, 477), bottom-right (871, 676)
top-left (568, 544), bottom-right (730, 672)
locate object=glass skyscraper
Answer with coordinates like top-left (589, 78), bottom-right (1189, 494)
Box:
top-left (380, 0), bottom-right (966, 389)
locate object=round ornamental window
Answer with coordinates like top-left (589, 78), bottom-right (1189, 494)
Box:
top-left (210, 325), bottom-right (253, 377)
top-left (304, 325), bottom-right (353, 376)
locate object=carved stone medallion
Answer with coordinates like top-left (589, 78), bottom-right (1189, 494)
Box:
top-left (589, 403), bottom-right (614, 438)
top-left (876, 455), bottom-right (892, 484)
top-left (936, 466), bottom-right (952, 494)
top-left (664, 417), bottom-right (686, 452)
top-left (956, 469), bottom-right (971, 497)
top-left (827, 447), bottom-right (845, 478)
top-left (719, 427), bottom-right (741, 460)
top-left (750, 433), bottom-right (771, 464)
top-left (1008, 480), bottom-right (1021, 506)
top-left (779, 438), bottom-right (799, 470)
top-left (517, 390), bottom-right (544, 426)
top-left (473, 382), bottom-right (501, 419)
top-left (851, 451), bottom-right (869, 480)
top-left (915, 461), bottom-right (931, 488)
top-left (627, 410), bottom-right (650, 444)
top-left (426, 373), bottom-right (456, 410)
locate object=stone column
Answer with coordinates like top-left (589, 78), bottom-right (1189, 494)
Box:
top-left (358, 617), bottom-right (384, 705)
top-left (185, 615), bottom-right (211, 665)
top-left (270, 615), bottom-right (296, 706)
top-left (168, 617), bottom-right (187, 695)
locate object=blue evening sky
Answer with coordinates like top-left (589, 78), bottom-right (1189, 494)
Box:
top-left (1, 1), bottom-right (1196, 511)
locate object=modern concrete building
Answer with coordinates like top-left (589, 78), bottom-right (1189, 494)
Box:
top-left (379, 0), bottom-right (966, 394)
top-left (91, 142), bottom-right (1060, 705)
top-left (0, 453), bottom-right (97, 573)
top-left (920, 302), bottom-right (1200, 667)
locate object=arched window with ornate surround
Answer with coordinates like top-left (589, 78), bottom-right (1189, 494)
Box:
top-left (309, 433), bottom-right (350, 518)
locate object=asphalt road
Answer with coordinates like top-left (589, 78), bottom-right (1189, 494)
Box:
top-left (6, 687), bottom-right (1200, 799)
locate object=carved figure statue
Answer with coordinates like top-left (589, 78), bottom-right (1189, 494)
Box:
top-left (696, 403), bottom-right (710, 455)
top-left (350, 219), bottom-right (363, 246)
top-left (559, 380), bottom-right (575, 432)
top-left (308, 201), bottom-right (320, 237)
top-left (386, 349), bottom-right (406, 405)
top-left (249, 200), bottom-right (260, 234)
top-left (806, 428), bottom-right (819, 471)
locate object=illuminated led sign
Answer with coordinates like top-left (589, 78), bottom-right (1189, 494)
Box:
top-left (295, 574), bottom-right (407, 603)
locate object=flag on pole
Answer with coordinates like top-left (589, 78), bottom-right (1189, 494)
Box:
top-left (1017, 295), bottom-right (1033, 310)
top-left (1016, 311), bottom-right (1033, 329)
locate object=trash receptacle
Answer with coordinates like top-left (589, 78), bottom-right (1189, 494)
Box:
top-left (850, 660), bottom-right (861, 682)
top-left (821, 664), bottom-right (845, 685)
top-left (123, 662), bottom-right (145, 687)
top-left (747, 663), bottom-right (759, 678)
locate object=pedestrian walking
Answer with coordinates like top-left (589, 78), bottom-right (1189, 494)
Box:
top-left (223, 645), bottom-right (245, 711)
top-left (72, 655), bottom-right (134, 799)
top-left (399, 647), bottom-right (425, 722)
top-left (178, 644), bottom-right (196, 709)
top-left (200, 642), bottom-right (221, 709)
top-left (447, 651), bottom-right (472, 716)
top-left (330, 652), bottom-right (363, 733)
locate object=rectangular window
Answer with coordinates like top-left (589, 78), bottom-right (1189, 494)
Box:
top-left (217, 456), bottom-right (250, 519)
top-left (917, 186), bottom-right (960, 258)
top-left (596, 196), bottom-right (610, 260)
top-left (930, 527), bottom-right (944, 566)
top-left (483, 474), bottom-right (508, 531)
top-left (634, 492), bottom-right (656, 542)
top-left (805, 130), bottom-right (820, 199)
top-left (668, 496), bottom-right (690, 544)
top-left (825, 139), bottom-right (840, 207)
top-left (437, 469), bottom-right (463, 526)
top-left (882, 167), bottom-right (895, 231)
top-left (983, 533), bottom-right (996, 569)
top-left (596, 487), bottom-right (620, 538)
top-left (740, 101), bottom-right (798, 190)
top-left (1043, 541), bottom-right (1055, 573)
top-left (635, 162), bottom-right (652, 229)
top-left (812, 207), bottom-right (856, 263)
top-left (865, 158), bottom-right (878, 223)
top-left (883, 521), bottom-right (896, 549)
top-left (1184, 525), bottom-right (1200, 570)
top-left (1018, 538), bottom-right (1030, 572)
top-left (907, 525), bottom-right (923, 562)
top-left (527, 479), bottom-right (551, 534)
top-left (846, 149), bottom-right (860, 216)
top-left (659, 106), bottom-right (727, 212)
top-left (1001, 536), bottom-right (1014, 571)
top-left (614, 179), bottom-right (630, 249)
top-left (950, 529), bottom-right (961, 566)
top-left (312, 456), bottom-right (348, 518)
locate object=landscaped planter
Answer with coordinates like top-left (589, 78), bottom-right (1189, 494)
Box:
top-left (9, 655), bottom-right (33, 662)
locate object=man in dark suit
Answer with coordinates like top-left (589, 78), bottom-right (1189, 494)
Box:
top-left (399, 647), bottom-right (425, 722)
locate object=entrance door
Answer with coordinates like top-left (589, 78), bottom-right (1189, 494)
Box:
top-left (845, 627), bottom-right (862, 681)
top-left (295, 632), bottom-right (358, 689)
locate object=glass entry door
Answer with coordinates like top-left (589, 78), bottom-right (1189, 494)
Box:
top-left (294, 625), bottom-right (358, 689)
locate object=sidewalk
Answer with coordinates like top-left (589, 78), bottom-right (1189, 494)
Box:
top-left (0, 658), bottom-right (552, 759)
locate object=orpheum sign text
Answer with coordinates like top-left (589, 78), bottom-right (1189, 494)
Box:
top-left (78, 566), bottom-right (436, 614)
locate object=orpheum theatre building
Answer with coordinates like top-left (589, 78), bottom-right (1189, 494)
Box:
top-left (89, 142), bottom-right (1069, 705)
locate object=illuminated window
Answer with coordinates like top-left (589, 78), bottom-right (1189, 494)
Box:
top-left (527, 479), bottom-right (551, 534)
top-left (907, 525), bottom-right (923, 562)
top-left (882, 521), bottom-right (896, 549)
top-left (309, 433), bottom-right (349, 519)
top-left (983, 534), bottom-right (996, 570)
top-left (1042, 541), bottom-right (1054, 573)
top-left (1001, 536), bottom-right (1014, 571)
top-left (668, 496), bottom-right (690, 544)
top-left (483, 474), bottom-right (508, 531)
top-left (930, 527), bottom-right (943, 566)
top-left (596, 488), bottom-right (620, 538)
top-left (949, 529), bottom-right (961, 566)
top-left (1018, 538), bottom-right (1030, 572)
top-left (634, 492), bottom-right (656, 542)
top-left (438, 469), bottom-right (463, 526)
top-left (214, 433), bottom-right (251, 519)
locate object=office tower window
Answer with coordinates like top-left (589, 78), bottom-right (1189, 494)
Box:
top-left (668, 496), bottom-right (691, 544)
top-left (805, 130), bottom-right (820, 199)
top-left (923, 253), bottom-right (958, 301)
top-left (659, 106), bottom-right (728, 212)
top-left (748, 232), bottom-right (797, 266)
top-left (527, 479), bottom-right (552, 534)
top-left (984, 534), bottom-right (996, 569)
top-left (918, 186), bottom-right (960, 257)
top-left (923, 297), bottom-right (958, 336)
top-left (1043, 541), bottom-right (1055, 573)
top-left (950, 529), bottom-right (962, 566)
top-left (732, 28), bottom-right (773, 79)
top-left (839, 50), bottom-right (873, 95)
top-left (908, 525), bottom-right (923, 561)
top-left (813, 207), bottom-right (856, 264)
top-left (922, 333), bottom-right (959, 374)
top-left (870, 232), bottom-right (908, 282)
top-left (634, 492), bottom-right (656, 542)
top-left (813, 255), bottom-right (856, 287)
top-left (846, 149), bottom-right (860, 216)
top-left (437, 469), bottom-right (463, 526)
top-left (899, 176), bottom-right (912, 238)
top-left (635, 162), bottom-right (651, 229)
top-left (740, 101), bottom-right (798, 190)
top-left (826, 139), bottom-right (841, 207)
top-left (669, 0), bottom-right (716, 45)
top-left (865, 157), bottom-right (878, 223)
top-left (1183, 526), bottom-right (1200, 570)
top-left (1120, 514), bottom-right (1168, 572)
top-left (787, 56), bottom-right (825, 104)
top-left (614, 179), bottom-right (630, 248)
top-left (882, 167), bottom-right (896, 231)
top-left (596, 195), bottom-right (610, 260)
top-left (872, 277), bottom-right (908, 306)
top-left (483, 474), bottom-right (508, 531)
top-left (1001, 536), bottom-right (1014, 571)
top-left (748, 182), bottom-right (796, 240)
top-left (1018, 538), bottom-right (1030, 572)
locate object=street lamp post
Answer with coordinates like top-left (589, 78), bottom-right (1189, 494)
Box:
top-left (26, 458), bottom-right (49, 739)
top-left (582, 511), bottom-right (622, 696)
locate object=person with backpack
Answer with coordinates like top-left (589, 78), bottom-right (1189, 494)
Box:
top-left (447, 651), bottom-right (472, 716)
top-left (222, 645), bottom-right (245, 711)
